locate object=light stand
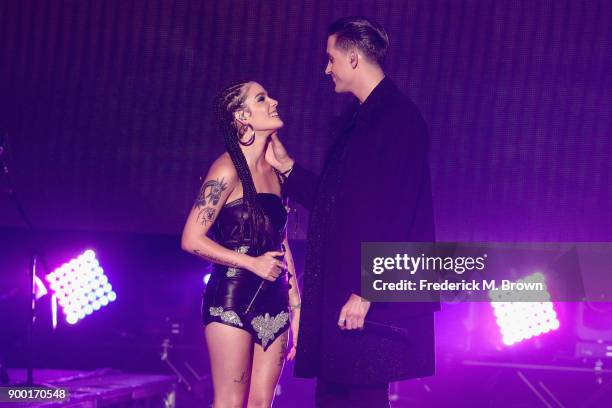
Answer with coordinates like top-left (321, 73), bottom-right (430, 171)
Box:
top-left (1, 132), bottom-right (51, 387)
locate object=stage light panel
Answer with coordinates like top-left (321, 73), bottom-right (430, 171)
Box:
top-left (489, 272), bottom-right (560, 346)
top-left (45, 249), bottom-right (116, 324)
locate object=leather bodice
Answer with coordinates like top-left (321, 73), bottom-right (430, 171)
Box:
top-left (212, 193), bottom-right (287, 254)
top-left (203, 192), bottom-right (290, 351)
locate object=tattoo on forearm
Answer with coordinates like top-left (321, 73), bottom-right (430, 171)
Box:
top-left (288, 272), bottom-right (300, 297)
top-left (194, 177), bottom-right (228, 208)
top-left (192, 249), bottom-right (241, 268)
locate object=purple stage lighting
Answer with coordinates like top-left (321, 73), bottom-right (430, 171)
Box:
top-left (203, 273), bottom-right (211, 285)
top-left (34, 275), bottom-right (48, 299)
top-left (489, 272), bottom-right (560, 346)
top-left (45, 249), bottom-right (116, 325)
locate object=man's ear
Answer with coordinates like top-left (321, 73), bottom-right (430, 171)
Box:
top-left (349, 49), bottom-right (359, 69)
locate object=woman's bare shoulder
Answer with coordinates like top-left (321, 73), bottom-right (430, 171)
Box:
top-left (207, 153), bottom-right (237, 178)
top-left (211, 152), bottom-right (232, 166)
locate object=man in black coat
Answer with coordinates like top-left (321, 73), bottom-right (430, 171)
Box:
top-left (266, 17), bottom-right (439, 407)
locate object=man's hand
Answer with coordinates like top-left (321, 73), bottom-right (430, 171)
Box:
top-left (338, 293), bottom-right (371, 330)
top-left (265, 131), bottom-right (294, 173)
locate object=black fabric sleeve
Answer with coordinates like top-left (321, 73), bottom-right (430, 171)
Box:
top-left (282, 163), bottom-right (319, 211)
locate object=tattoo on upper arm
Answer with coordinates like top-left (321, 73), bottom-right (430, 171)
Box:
top-left (194, 177), bottom-right (228, 208)
top-left (194, 177), bottom-right (228, 226)
top-left (197, 207), bottom-right (216, 226)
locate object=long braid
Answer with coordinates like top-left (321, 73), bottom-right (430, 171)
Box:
top-left (214, 81), bottom-right (270, 252)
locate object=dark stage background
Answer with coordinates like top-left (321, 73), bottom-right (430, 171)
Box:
top-left (1, 0), bottom-right (610, 240)
top-left (1, 1), bottom-right (612, 406)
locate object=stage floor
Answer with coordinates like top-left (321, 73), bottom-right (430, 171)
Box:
top-left (2, 368), bottom-right (177, 407)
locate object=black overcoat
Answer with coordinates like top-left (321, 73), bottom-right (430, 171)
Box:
top-left (285, 77), bottom-right (439, 385)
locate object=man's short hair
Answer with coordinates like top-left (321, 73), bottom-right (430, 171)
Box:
top-left (327, 17), bottom-right (389, 65)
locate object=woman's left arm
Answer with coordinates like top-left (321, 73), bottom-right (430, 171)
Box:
top-left (283, 235), bottom-right (301, 360)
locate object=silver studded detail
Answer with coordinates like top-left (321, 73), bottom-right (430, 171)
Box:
top-left (209, 306), bottom-right (243, 327)
top-left (226, 245), bottom-right (250, 277)
top-left (251, 311), bottom-right (289, 348)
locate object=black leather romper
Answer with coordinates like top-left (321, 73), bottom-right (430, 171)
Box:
top-left (202, 193), bottom-right (290, 351)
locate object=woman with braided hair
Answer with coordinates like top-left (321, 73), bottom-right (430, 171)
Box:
top-left (181, 81), bottom-right (301, 407)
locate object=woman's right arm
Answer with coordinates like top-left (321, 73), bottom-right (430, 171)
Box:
top-left (181, 156), bottom-right (285, 281)
top-left (180, 157), bottom-right (252, 269)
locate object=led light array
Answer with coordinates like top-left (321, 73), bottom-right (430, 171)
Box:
top-left (489, 272), bottom-right (560, 346)
top-left (45, 250), bottom-right (116, 325)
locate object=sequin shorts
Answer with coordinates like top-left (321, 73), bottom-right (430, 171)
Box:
top-left (202, 262), bottom-right (290, 351)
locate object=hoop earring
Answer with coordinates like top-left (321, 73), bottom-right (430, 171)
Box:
top-left (239, 124), bottom-right (256, 146)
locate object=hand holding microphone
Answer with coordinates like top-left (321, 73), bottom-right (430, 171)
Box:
top-left (245, 247), bottom-right (287, 315)
top-left (249, 251), bottom-right (286, 282)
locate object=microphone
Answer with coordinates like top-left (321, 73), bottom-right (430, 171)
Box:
top-left (363, 319), bottom-right (410, 339)
top-left (244, 245), bottom-right (287, 315)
